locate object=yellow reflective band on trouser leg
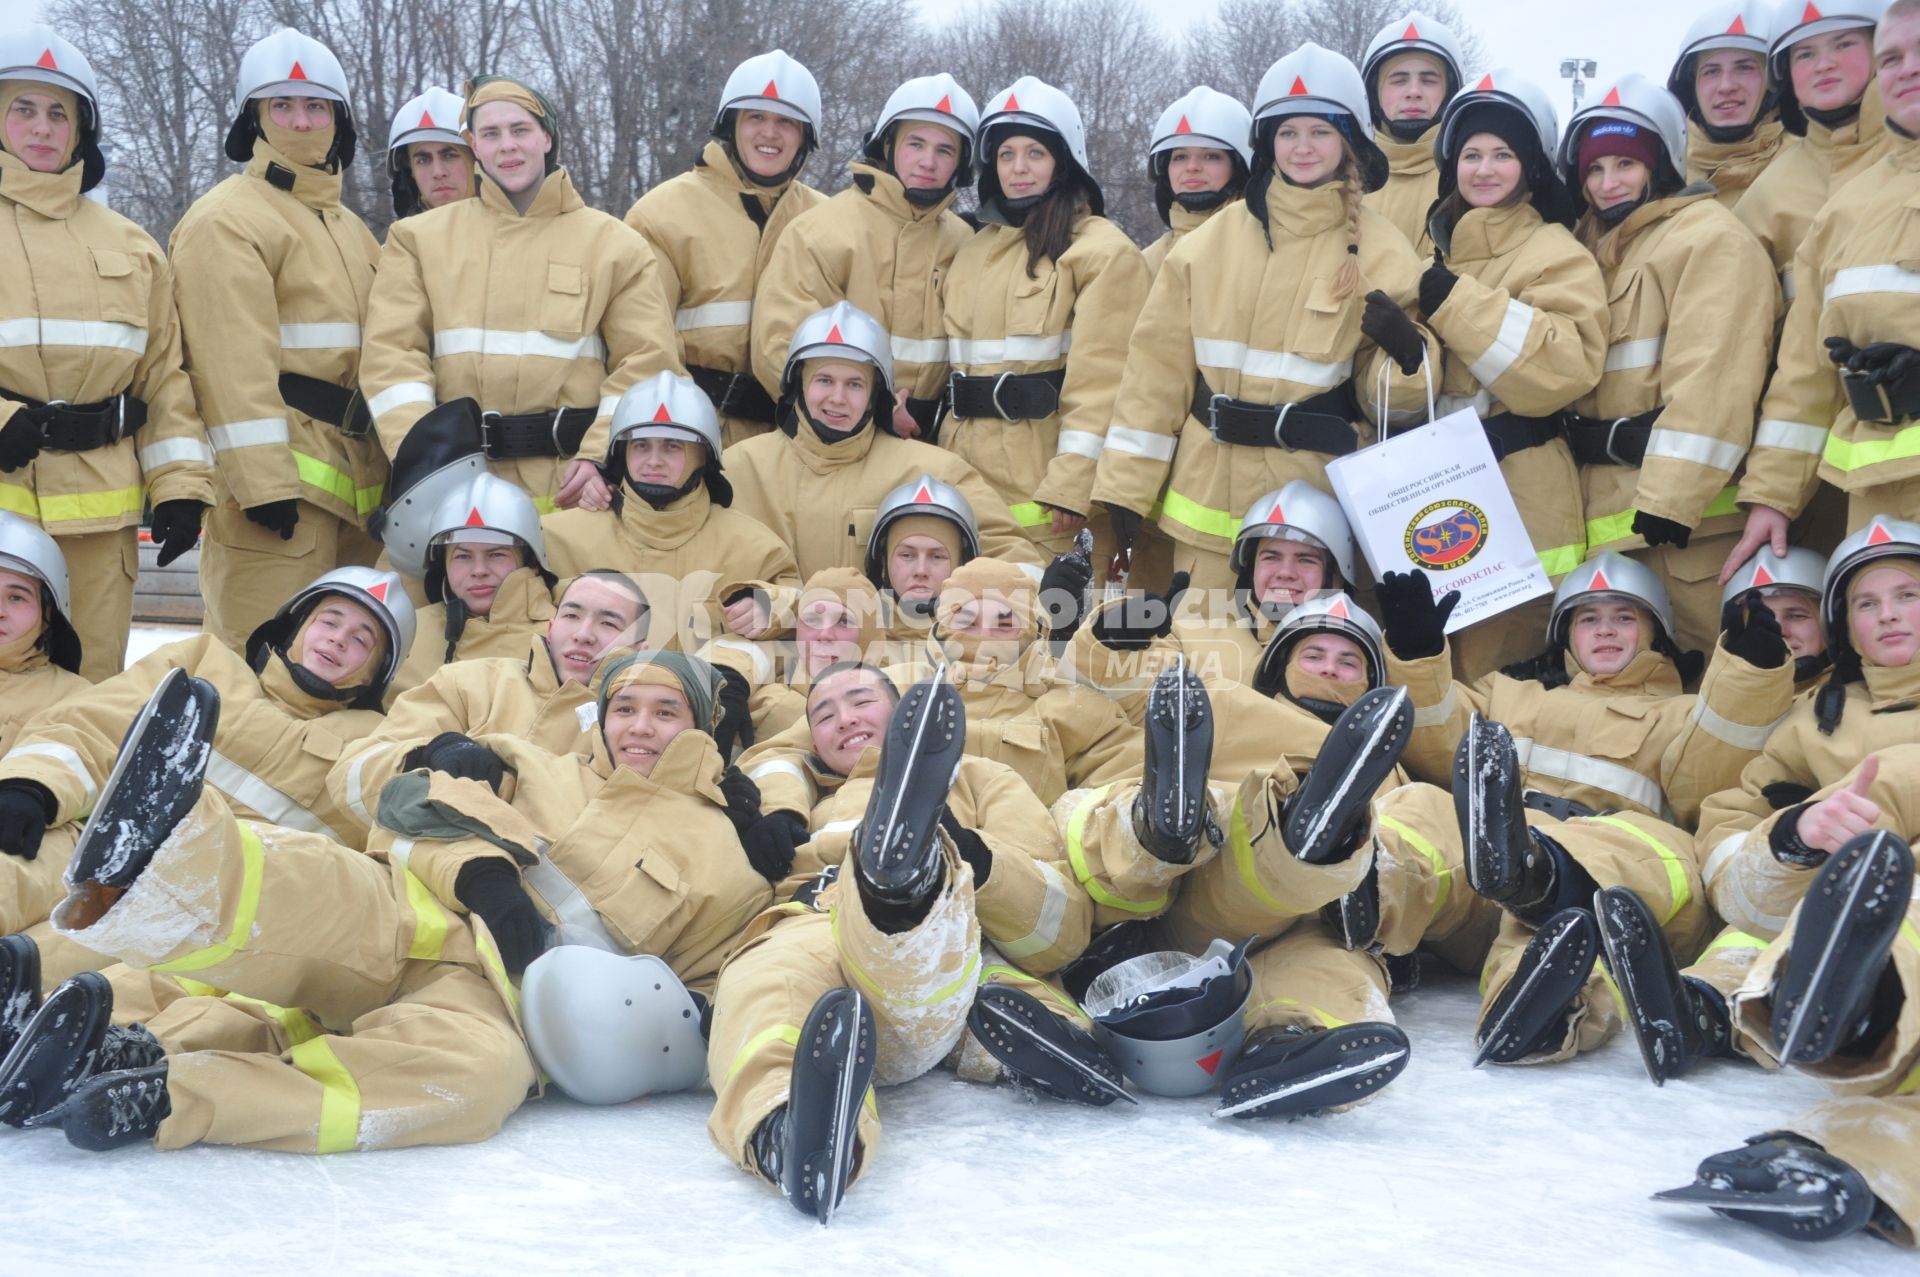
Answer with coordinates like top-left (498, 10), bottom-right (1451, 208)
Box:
top-left (288, 1035), bottom-right (362, 1153)
top-left (217, 994), bottom-right (321, 1046)
top-left (1248, 995), bottom-right (1348, 1030)
top-left (1589, 816), bottom-right (1690, 926)
top-left (1596, 963), bottom-right (1628, 1019)
top-left (1823, 421), bottom-right (1920, 473)
top-left (1899, 921), bottom-right (1920, 1094)
top-left (472, 930), bottom-right (521, 1017)
top-left (1535, 541), bottom-right (1585, 579)
top-left (1065, 785), bottom-right (1169, 915)
top-left (1584, 486), bottom-right (1740, 551)
top-left (292, 451), bottom-right (384, 517)
top-left (149, 825), bottom-right (266, 974)
top-left (1376, 814), bottom-right (1451, 924)
top-left (980, 963), bottom-right (1088, 1022)
top-left (1159, 488), bottom-right (1240, 540)
top-left (402, 869), bottom-right (448, 961)
top-left (725, 1023), bottom-right (880, 1116)
top-left (1701, 929), bottom-right (1767, 956)
top-left (829, 907), bottom-right (982, 1008)
top-left (1228, 798), bottom-right (1294, 918)
top-left (1007, 501), bottom-right (1053, 529)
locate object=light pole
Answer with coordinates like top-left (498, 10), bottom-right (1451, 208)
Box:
top-left (1560, 58), bottom-right (1598, 117)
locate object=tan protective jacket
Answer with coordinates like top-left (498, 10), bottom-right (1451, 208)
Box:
top-left (0, 153), bottom-right (212, 535)
top-left (1364, 128), bottom-right (1441, 253)
top-left (0, 632), bottom-right (381, 844)
top-left (1688, 118), bottom-right (1790, 208)
top-left (723, 421), bottom-right (1043, 578)
top-left (1090, 180), bottom-right (1437, 555)
top-left (751, 163), bottom-right (970, 408)
top-left (940, 211), bottom-right (1150, 528)
top-left (360, 169), bottom-right (683, 505)
top-left (1387, 640), bottom-right (1795, 828)
top-left (1142, 201), bottom-right (1221, 278)
top-left (1735, 86), bottom-right (1892, 301)
top-left (1569, 189), bottom-right (1777, 552)
top-left (1739, 134), bottom-right (1920, 516)
top-left (390, 566), bottom-right (556, 697)
top-left (0, 647), bottom-right (87, 755)
top-left (1428, 200), bottom-right (1609, 577)
top-left (169, 139), bottom-right (384, 526)
top-left (624, 142), bottom-right (824, 446)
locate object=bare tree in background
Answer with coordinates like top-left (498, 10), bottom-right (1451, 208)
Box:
top-left (1182, 0), bottom-right (1486, 104)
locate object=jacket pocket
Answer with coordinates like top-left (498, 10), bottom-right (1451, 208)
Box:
top-left (1584, 699), bottom-right (1660, 761)
top-left (1293, 275), bottom-right (1350, 360)
top-left (590, 852), bottom-right (689, 953)
top-left (90, 247), bottom-right (151, 328)
top-left (1006, 266), bottom-right (1060, 341)
top-left (541, 262), bottom-right (588, 336)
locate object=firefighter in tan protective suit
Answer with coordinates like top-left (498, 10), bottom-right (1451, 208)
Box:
top-left (1142, 87), bottom-right (1253, 279)
top-left (358, 75), bottom-right (683, 515)
top-left (1556, 76), bottom-right (1778, 657)
top-left (1669, 3), bottom-right (1791, 208)
top-left (752, 76), bottom-right (977, 441)
top-left (0, 28), bottom-right (214, 680)
top-left (384, 86), bottom-right (474, 220)
top-left (941, 77), bottom-right (1151, 557)
top-left (1089, 44), bottom-right (1438, 598)
top-left (172, 29), bottom-right (386, 651)
top-left (625, 51), bottom-right (827, 447)
top-left (1414, 72), bottom-right (1607, 679)
top-left (1357, 12), bottom-right (1464, 252)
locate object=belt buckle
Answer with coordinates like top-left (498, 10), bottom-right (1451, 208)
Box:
top-left (1840, 367), bottom-right (1895, 424)
top-left (479, 410), bottom-right (501, 457)
top-left (339, 388), bottom-right (369, 438)
top-left (1272, 401), bottom-right (1297, 451)
top-left (989, 372), bottom-right (1014, 420)
top-left (550, 406), bottom-right (568, 456)
top-left (38, 399), bottom-right (68, 445)
top-left (1206, 391), bottom-right (1230, 435)
top-left (1604, 417), bottom-right (1634, 468)
top-left (113, 393), bottom-right (128, 442)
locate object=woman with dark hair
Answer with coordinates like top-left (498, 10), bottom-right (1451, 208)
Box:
top-left (1141, 86), bottom-right (1252, 278)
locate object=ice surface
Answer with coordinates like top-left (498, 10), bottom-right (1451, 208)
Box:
top-left (3, 975), bottom-right (1907, 1275)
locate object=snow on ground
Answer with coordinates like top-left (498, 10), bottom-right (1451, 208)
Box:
top-left (4, 973), bottom-right (1907, 1276)
top-left (126, 625), bottom-right (197, 667)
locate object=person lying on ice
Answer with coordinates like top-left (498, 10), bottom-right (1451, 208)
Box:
top-left (0, 650), bottom-right (774, 1151)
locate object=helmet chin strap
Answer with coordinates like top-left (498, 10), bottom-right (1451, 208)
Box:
top-left (623, 469), bottom-right (702, 510)
top-left (1385, 117), bottom-right (1434, 142)
top-left (1173, 186), bottom-right (1236, 213)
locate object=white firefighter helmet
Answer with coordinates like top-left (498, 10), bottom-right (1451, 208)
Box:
top-left (0, 27), bottom-right (105, 190)
top-left (246, 565), bottom-right (418, 697)
top-left (1361, 12), bottom-right (1466, 100)
top-left (610, 370), bottom-right (724, 455)
top-left (225, 28), bottom-right (355, 164)
top-left (1435, 69), bottom-right (1560, 167)
top-left (386, 86), bottom-right (466, 155)
top-left (1819, 515), bottom-right (1920, 648)
top-left (1252, 44), bottom-right (1390, 192)
top-left (1548, 552), bottom-right (1677, 650)
top-left (1254, 591), bottom-right (1389, 695)
top-left (1085, 938), bottom-right (1254, 1098)
top-left (1230, 482), bottom-right (1357, 584)
top-left (521, 947), bottom-right (708, 1105)
top-left (1557, 74), bottom-right (1690, 209)
top-left (865, 74), bottom-right (981, 179)
top-left (427, 471), bottom-right (550, 571)
top-left (1147, 86), bottom-right (1255, 170)
top-left (368, 398), bottom-right (487, 578)
top-left (978, 75), bottom-right (1103, 211)
top-left (783, 301), bottom-right (897, 398)
top-left (865, 474), bottom-right (982, 586)
top-left (1670, 4), bottom-right (1779, 123)
top-left (714, 49), bottom-right (822, 136)
top-left (1721, 545), bottom-right (1824, 608)
top-left (1768, 0), bottom-right (1887, 126)
top-left (0, 509), bottom-right (81, 673)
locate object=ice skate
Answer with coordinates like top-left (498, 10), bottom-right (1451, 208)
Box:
top-left (967, 984), bottom-right (1132, 1107)
top-left (1654, 1136), bottom-right (1882, 1242)
top-left (759, 987), bottom-right (875, 1225)
top-left (1321, 859), bottom-right (1380, 950)
top-left (1130, 660), bottom-right (1219, 865)
top-left (0, 934), bottom-right (40, 1062)
top-left (59, 1062), bottom-right (171, 1151)
top-left (853, 674), bottom-right (965, 909)
top-left (1213, 1022), bottom-right (1410, 1119)
top-left (1282, 686), bottom-right (1411, 865)
top-left (1475, 908), bottom-right (1597, 1066)
top-left (0, 971), bottom-right (112, 1127)
top-left (1771, 830), bottom-right (1913, 1066)
top-left (1595, 886), bottom-right (1729, 1084)
top-left (1454, 713), bottom-right (1558, 915)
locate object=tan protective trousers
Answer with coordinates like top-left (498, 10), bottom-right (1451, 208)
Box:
top-left (200, 496), bottom-right (380, 651)
top-left (51, 792), bottom-right (533, 1153)
top-left (1, 825), bottom-right (73, 937)
top-left (54, 526), bottom-right (137, 682)
top-left (1371, 782), bottom-right (1503, 974)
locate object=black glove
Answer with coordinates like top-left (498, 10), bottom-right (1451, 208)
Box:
top-left (1632, 510), bottom-right (1692, 549)
top-left (402, 731), bottom-right (508, 792)
top-left (1375, 570), bottom-right (1459, 660)
top-left (1361, 289), bottom-right (1425, 374)
top-left (1760, 780), bottom-right (1815, 810)
top-left (1418, 250), bottom-right (1458, 318)
top-left (1828, 337), bottom-right (1920, 384)
top-left (148, 500), bottom-right (207, 567)
top-left (741, 809), bottom-right (807, 884)
top-left (454, 858), bottom-right (551, 974)
top-left (1767, 804), bottom-right (1826, 868)
top-left (714, 667), bottom-right (756, 758)
top-left (1825, 335), bottom-right (1860, 368)
top-left (0, 406), bottom-right (46, 472)
top-left (1719, 594), bottom-right (1789, 670)
top-left (1090, 570), bottom-right (1189, 652)
top-left (1039, 533), bottom-right (1095, 640)
top-left (244, 499), bottom-right (300, 540)
top-left (718, 765), bottom-right (762, 838)
top-left (1103, 503), bottom-right (1143, 555)
top-left (0, 781), bottom-right (55, 861)
top-left (940, 807), bottom-right (992, 887)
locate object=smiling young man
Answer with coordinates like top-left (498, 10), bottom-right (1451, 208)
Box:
top-left (1668, 5), bottom-right (1790, 207)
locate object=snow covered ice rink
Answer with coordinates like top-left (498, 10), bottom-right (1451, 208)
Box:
top-left (17, 630), bottom-right (1889, 1275)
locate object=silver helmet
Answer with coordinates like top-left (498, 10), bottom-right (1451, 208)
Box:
top-left (1148, 85), bottom-right (1254, 170)
top-left (864, 474), bottom-right (982, 588)
top-left (1768, 0), bottom-right (1887, 128)
top-left (610, 370), bottom-right (725, 456)
top-left (368, 398), bottom-right (487, 578)
top-left (1548, 552), bottom-right (1677, 650)
top-left (246, 565), bottom-right (419, 700)
top-left (1252, 43), bottom-right (1390, 191)
top-left (782, 301), bottom-right (897, 400)
top-left (714, 49), bottom-right (821, 161)
top-left (425, 471), bottom-right (552, 604)
top-left (1085, 938), bottom-right (1253, 1098)
top-left (521, 948), bottom-right (708, 1105)
top-left (1253, 591), bottom-right (1388, 695)
top-left (865, 73), bottom-right (981, 182)
top-left (224, 27), bottom-right (355, 165)
top-left (1819, 515), bottom-right (1920, 649)
top-left (0, 26), bottom-right (104, 190)
top-left (1230, 482), bottom-right (1357, 585)
top-left (1361, 12), bottom-right (1466, 115)
top-left (1558, 74), bottom-right (1690, 214)
top-left (978, 75), bottom-right (1103, 213)
top-left (0, 509), bottom-right (80, 672)
top-left (1721, 544), bottom-right (1824, 608)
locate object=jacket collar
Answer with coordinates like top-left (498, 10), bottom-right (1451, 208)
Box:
top-left (1262, 173), bottom-right (1347, 240)
top-left (257, 649), bottom-right (362, 720)
top-left (1862, 652), bottom-right (1920, 709)
top-left (1566, 647), bottom-right (1682, 697)
top-left (1374, 127), bottom-right (1437, 178)
top-left (477, 164), bottom-right (584, 219)
top-left (618, 479), bottom-right (712, 550)
top-left (1686, 117), bottom-right (1786, 185)
top-left (849, 160), bottom-right (957, 222)
top-left (695, 139), bottom-right (794, 215)
top-left (247, 138), bottom-right (342, 209)
top-left (0, 150), bottom-right (83, 219)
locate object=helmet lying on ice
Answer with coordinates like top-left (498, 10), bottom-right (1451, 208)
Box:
top-left (609, 370), bottom-right (733, 505)
top-left (1147, 85), bottom-right (1253, 223)
top-left (246, 565), bottom-right (417, 704)
top-left (1254, 591), bottom-right (1388, 698)
top-left (521, 947), bottom-right (708, 1105)
top-left (1721, 545), bottom-right (1824, 608)
top-left (368, 398), bottom-right (487, 578)
top-left (1557, 74), bottom-right (1690, 216)
top-left (1085, 938), bottom-right (1254, 1097)
top-left (1230, 482), bottom-right (1357, 586)
top-left (864, 73), bottom-right (981, 184)
top-left (779, 301), bottom-right (899, 428)
top-left (424, 472), bottom-right (554, 605)
top-left (1434, 70), bottom-right (1574, 225)
top-left (1768, 0), bottom-right (1887, 133)
top-left (1252, 43), bottom-right (1390, 192)
top-left (224, 27), bottom-right (356, 166)
top-left (714, 49), bottom-right (821, 165)
top-left (864, 474), bottom-right (982, 589)
top-left (0, 26), bottom-right (106, 191)
top-left (1668, 2), bottom-right (1779, 125)
top-left (1361, 11), bottom-right (1465, 119)
top-left (385, 85), bottom-right (468, 216)
top-left (0, 510), bottom-right (81, 673)
top-left (1547, 552), bottom-right (1678, 652)
top-left (977, 75), bottom-right (1105, 215)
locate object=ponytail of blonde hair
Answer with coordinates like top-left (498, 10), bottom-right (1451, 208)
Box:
top-left (1328, 140), bottom-right (1366, 303)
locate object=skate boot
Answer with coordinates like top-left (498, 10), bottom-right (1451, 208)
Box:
top-left (1130, 661), bottom-right (1220, 865)
top-left (768, 987), bottom-right (875, 1225)
top-left (1595, 887), bottom-right (1731, 1084)
top-left (853, 676), bottom-right (965, 918)
top-left (1772, 830), bottom-right (1913, 1067)
top-left (1281, 687), bottom-right (1412, 865)
top-left (967, 985), bottom-right (1132, 1107)
top-left (1213, 1022), bottom-right (1410, 1119)
top-left (60, 1062), bottom-right (172, 1151)
top-left (1654, 1135), bottom-right (1885, 1242)
top-left (0, 972), bottom-right (112, 1127)
top-left (1320, 859), bottom-right (1380, 950)
top-left (1454, 715), bottom-right (1595, 922)
top-left (1474, 907), bottom-right (1598, 1066)
top-left (0, 934), bottom-right (40, 1061)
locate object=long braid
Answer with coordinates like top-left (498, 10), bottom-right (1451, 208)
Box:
top-left (1328, 142), bottom-right (1364, 302)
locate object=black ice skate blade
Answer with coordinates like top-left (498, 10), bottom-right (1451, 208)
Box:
top-left (1214, 1023), bottom-right (1410, 1119)
top-left (782, 988), bottom-right (875, 1227)
top-left (1454, 713), bottom-right (1526, 902)
top-left (1474, 908), bottom-right (1597, 1067)
top-left (68, 668), bottom-right (221, 890)
top-left (0, 971), bottom-right (111, 1129)
top-left (1594, 886), bottom-right (1687, 1086)
top-left (1284, 686), bottom-right (1412, 865)
top-left (1135, 661), bottom-right (1213, 864)
top-left (968, 985), bottom-right (1133, 1107)
top-left (855, 676), bottom-right (965, 901)
top-left (1771, 831), bottom-right (1914, 1066)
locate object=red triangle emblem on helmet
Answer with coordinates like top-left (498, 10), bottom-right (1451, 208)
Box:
top-left (1289, 76), bottom-right (1309, 96)
top-left (1752, 561), bottom-right (1775, 586)
top-left (419, 109), bottom-right (437, 128)
top-left (1328, 597), bottom-right (1351, 619)
top-left (289, 61), bottom-right (308, 81)
top-left (1005, 92), bottom-right (1021, 110)
top-left (1403, 21), bottom-right (1421, 38)
top-left (826, 324), bottom-right (845, 345)
top-left (1267, 500), bottom-right (1286, 523)
top-left (1728, 14), bottom-right (1748, 34)
top-left (651, 403), bottom-right (673, 423)
top-left (913, 482), bottom-right (936, 504)
top-left (1802, 1), bottom-right (1823, 21)
top-left (1476, 73), bottom-right (1495, 91)
top-left (367, 581), bottom-right (390, 603)
top-left (1175, 114), bottom-right (1193, 134)
top-left (1867, 521), bottom-right (1894, 545)
top-left (935, 94), bottom-right (952, 112)
top-left (36, 48), bottom-right (58, 70)
top-left (762, 79), bottom-right (779, 97)
top-left (464, 506), bottom-right (486, 528)
top-left (1601, 86), bottom-right (1622, 107)
top-left (1590, 566), bottom-right (1612, 592)
top-left (1195, 1049), bottom-right (1223, 1075)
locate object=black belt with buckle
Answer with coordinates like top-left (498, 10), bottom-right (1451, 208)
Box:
top-left (1561, 408), bottom-right (1661, 468)
top-left (279, 372), bottom-right (372, 438)
top-left (688, 364), bottom-right (777, 424)
top-left (947, 368), bottom-right (1066, 421)
top-left (479, 406), bottom-right (597, 459)
top-left (1190, 374), bottom-right (1358, 454)
top-left (2, 388), bottom-right (147, 450)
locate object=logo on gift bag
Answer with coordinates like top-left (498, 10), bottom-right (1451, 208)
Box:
top-left (1404, 500), bottom-right (1488, 569)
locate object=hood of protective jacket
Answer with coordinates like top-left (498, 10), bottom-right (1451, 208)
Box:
top-left (1564, 646), bottom-right (1681, 697)
top-left (476, 162), bottom-right (585, 219)
top-left (247, 137), bottom-right (343, 210)
top-left (0, 149), bottom-right (82, 219)
top-left (850, 160), bottom-right (958, 222)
